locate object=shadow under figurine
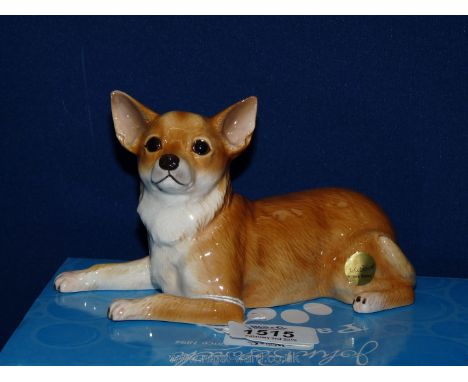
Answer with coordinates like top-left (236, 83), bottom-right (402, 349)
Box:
top-left (55, 91), bottom-right (415, 325)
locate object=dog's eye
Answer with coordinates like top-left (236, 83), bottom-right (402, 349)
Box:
top-left (192, 139), bottom-right (211, 155)
top-left (145, 137), bottom-right (161, 152)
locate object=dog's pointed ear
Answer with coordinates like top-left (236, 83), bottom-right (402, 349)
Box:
top-left (212, 97), bottom-right (257, 157)
top-left (111, 91), bottom-right (158, 154)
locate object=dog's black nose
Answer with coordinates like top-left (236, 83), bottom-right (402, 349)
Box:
top-left (159, 154), bottom-right (180, 171)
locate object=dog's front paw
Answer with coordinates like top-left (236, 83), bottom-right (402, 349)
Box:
top-left (108, 299), bottom-right (137, 321)
top-left (108, 298), bottom-right (152, 321)
top-left (54, 271), bottom-right (92, 293)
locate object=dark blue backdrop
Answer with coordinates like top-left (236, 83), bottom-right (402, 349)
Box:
top-left (1, 16), bottom-right (467, 348)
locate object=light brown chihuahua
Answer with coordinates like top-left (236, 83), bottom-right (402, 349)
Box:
top-left (55, 92), bottom-right (415, 325)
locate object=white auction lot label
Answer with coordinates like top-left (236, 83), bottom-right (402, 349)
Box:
top-left (228, 321), bottom-right (319, 349)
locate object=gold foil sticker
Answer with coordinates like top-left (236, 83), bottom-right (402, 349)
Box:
top-left (345, 251), bottom-right (376, 286)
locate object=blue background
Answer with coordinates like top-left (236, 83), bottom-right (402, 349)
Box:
top-left (1, 16), bottom-right (467, 349)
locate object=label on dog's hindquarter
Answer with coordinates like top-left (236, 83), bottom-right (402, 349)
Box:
top-left (228, 321), bottom-right (319, 349)
top-left (345, 251), bottom-right (376, 286)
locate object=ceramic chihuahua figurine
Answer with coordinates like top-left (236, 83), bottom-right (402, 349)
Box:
top-left (55, 91), bottom-right (415, 325)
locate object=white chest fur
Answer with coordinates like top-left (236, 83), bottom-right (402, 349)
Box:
top-left (137, 183), bottom-right (225, 295)
top-left (148, 240), bottom-right (191, 295)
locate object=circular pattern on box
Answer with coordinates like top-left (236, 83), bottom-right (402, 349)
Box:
top-left (457, 308), bottom-right (468, 322)
top-left (303, 302), bottom-right (333, 315)
top-left (280, 309), bottom-right (309, 324)
top-left (449, 281), bottom-right (468, 308)
top-left (378, 335), bottom-right (468, 365)
top-left (431, 321), bottom-right (468, 340)
top-left (36, 323), bottom-right (100, 348)
top-left (384, 323), bottom-right (411, 334)
top-left (416, 277), bottom-right (452, 290)
top-left (48, 295), bottom-right (108, 321)
top-left (387, 292), bottom-right (454, 322)
top-left (247, 308), bottom-right (277, 321)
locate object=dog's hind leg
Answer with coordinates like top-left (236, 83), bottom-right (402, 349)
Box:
top-left (351, 235), bottom-right (415, 313)
top-left (352, 285), bottom-right (414, 313)
top-left (332, 232), bottom-right (415, 313)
